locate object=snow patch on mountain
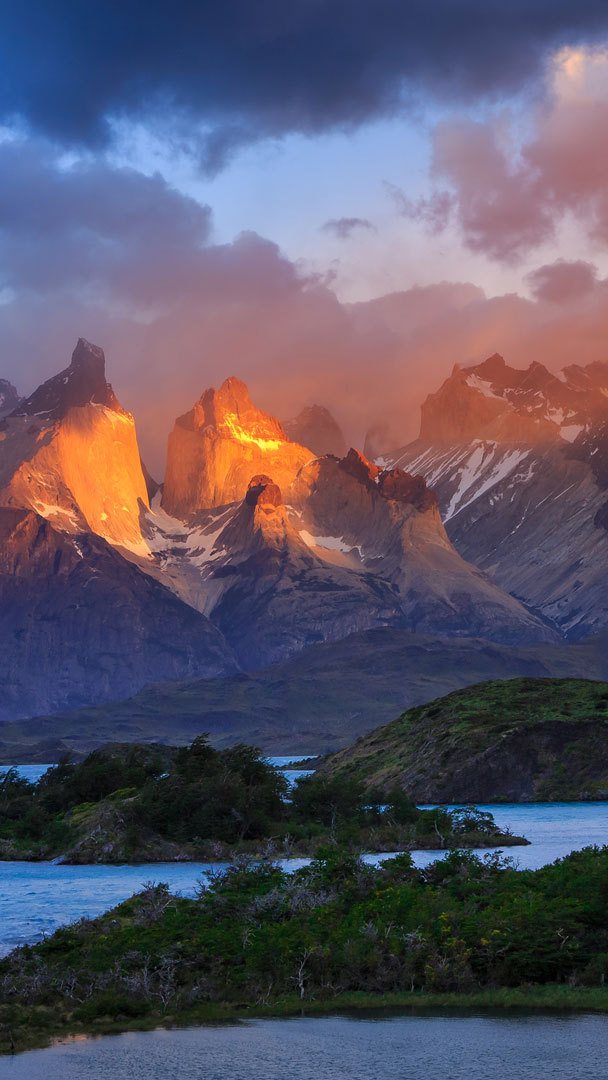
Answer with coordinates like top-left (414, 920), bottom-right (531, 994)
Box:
top-left (299, 529), bottom-right (358, 554)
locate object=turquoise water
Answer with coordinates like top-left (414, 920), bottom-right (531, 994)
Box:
top-left (4, 1013), bottom-right (608, 1079)
top-left (1, 757), bottom-right (317, 788)
top-left (1, 764), bottom-right (54, 784)
top-left (1, 801), bottom-right (607, 956)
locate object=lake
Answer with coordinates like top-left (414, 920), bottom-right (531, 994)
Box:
top-left (1, 800), bottom-right (608, 956)
top-left (4, 1013), bottom-right (608, 1079)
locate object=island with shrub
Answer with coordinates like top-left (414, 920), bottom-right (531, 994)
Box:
top-left (0, 737), bottom-right (525, 863)
top-left (2, 844), bottom-right (608, 1054)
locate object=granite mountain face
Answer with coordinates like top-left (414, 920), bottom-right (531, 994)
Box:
top-left (0, 339), bottom-right (151, 556)
top-left (161, 376), bottom-right (312, 516)
top-left (283, 404), bottom-right (347, 457)
top-left (383, 353), bottom-right (608, 639)
top-left (0, 507), bottom-right (235, 720)
top-left (0, 342), bottom-right (238, 718)
top-left (0, 339), bottom-right (601, 725)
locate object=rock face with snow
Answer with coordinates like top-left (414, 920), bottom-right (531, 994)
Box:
top-left (0, 379), bottom-right (20, 417)
top-left (148, 472), bottom-right (401, 668)
top-left (146, 435), bottom-right (556, 664)
top-left (419, 353), bottom-right (608, 446)
top-left (162, 377), bottom-right (312, 516)
top-left (0, 339), bottom-right (150, 555)
top-left (0, 507), bottom-right (235, 720)
top-left (0, 346), bottom-right (578, 727)
top-left (384, 354), bottom-right (608, 639)
top-left (283, 404), bottom-right (347, 457)
top-left (290, 449), bottom-right (557, 645)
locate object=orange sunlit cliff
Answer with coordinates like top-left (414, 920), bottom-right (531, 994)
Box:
top-left (162, 376), bottom-right (313, 515)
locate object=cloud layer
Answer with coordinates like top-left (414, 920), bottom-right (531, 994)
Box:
top-left (2, 4), bottom-right (608, 166)
top-left (2, 139), bottom-right (608, 475)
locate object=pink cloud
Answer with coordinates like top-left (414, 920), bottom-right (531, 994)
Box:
top-left (422, 56), bottom-right (608, 262)
top-left (525, 259), bottom-right (598, 302)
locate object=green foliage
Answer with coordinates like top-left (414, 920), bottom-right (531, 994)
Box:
top-left (137, 740), bottom-right (288, 844)
top-left (0, 738), bottom-right (519, 859)
top-left (320, 676), bottom-right (608, 801)
top-left (5, 843), bottom-right (608, 1047)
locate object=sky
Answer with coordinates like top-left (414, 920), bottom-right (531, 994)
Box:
top-left (3, 3), bottom-right (608, 473)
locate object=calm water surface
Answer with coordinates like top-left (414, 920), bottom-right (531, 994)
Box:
top-left (4, 1013), bottom-right (608, 1079)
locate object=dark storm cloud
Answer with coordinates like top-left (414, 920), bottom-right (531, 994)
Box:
top-left (2, 2), bottom-right (608, 164)
top-left (0, 141), bottom-right (215, 304)
top-left (321, 217), bottom-right (376, 239)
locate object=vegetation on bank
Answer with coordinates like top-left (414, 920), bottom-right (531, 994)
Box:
top-left (0, 739), bottom-right (523, 862)
top-left (3, 845), bottom-right (608, 1053)
top-left (318, 677), bottom-right (608, 802)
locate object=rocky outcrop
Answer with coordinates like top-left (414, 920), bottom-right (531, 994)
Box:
top-left (0, 339), bottom-right (151, 555)
top-left (0, 507), bottom-right (235, 720)
top-left (162, 377), bottom-right (312, 515)
top-left (290, 448), bottom-right (557, 645)
top-left (284, 404), bottom-right (347, 457)
top-left (11, 338), bottom-right (121, 421)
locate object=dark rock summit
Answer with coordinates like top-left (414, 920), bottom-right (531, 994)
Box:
top-left (244, 474), bottom-right (283, 508)
top-left (284, 404), bottom-right (347, 457)
top-left (11, 338), bottom-right (121, 421)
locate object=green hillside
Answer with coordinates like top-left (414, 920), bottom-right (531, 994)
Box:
top-left (318, 677), bottom-right (608, 802)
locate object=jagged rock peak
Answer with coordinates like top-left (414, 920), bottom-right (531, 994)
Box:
top-left (338, 447), bottom-right (381, 485)
top-left (284, 404), bottom-right (347, 457)
top-left (0, 378), bottom-right (20, 417)
top-left (377, 468), bottom-right (437, 511)
top-left (163, 376), bottom-right (312, 515)
top-left (417, 351), bottom-right (605, 445)
top-left (180, 375), bottom-right (286, 444)
top-left (11, 338), bottom-right (122, 422)
top-left (474, 352), bottom-right (506, 379)
top-left (310, 448), bottom-right (437, 511)
top-left (245, 474), bottom-right (283, 509)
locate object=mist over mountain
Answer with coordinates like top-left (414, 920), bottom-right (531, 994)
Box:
top-left (0, 338), bottom-right (607, 735)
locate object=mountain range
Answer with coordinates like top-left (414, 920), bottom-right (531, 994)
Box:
top-left (2, 338), bottom-right (608, 751)
top-left (385, 353), bottom-right (608, 640)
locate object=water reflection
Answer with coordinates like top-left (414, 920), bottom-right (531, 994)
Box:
top-left (5, 1013), bottom-right (608, 1079)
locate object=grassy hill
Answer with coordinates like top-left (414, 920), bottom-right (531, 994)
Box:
top-left (3, 629), bottom-right (608, 762)
top-left (318, 677), bottom-right (608, 802)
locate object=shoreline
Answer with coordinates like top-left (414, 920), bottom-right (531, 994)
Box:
top-left (5, 986), bottom-right (608, 1056)
top-left (0, 830), bottom-right (529, 865)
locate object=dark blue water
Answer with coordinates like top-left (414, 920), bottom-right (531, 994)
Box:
top-left (4, 1013), bottom-right (608, 1079)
